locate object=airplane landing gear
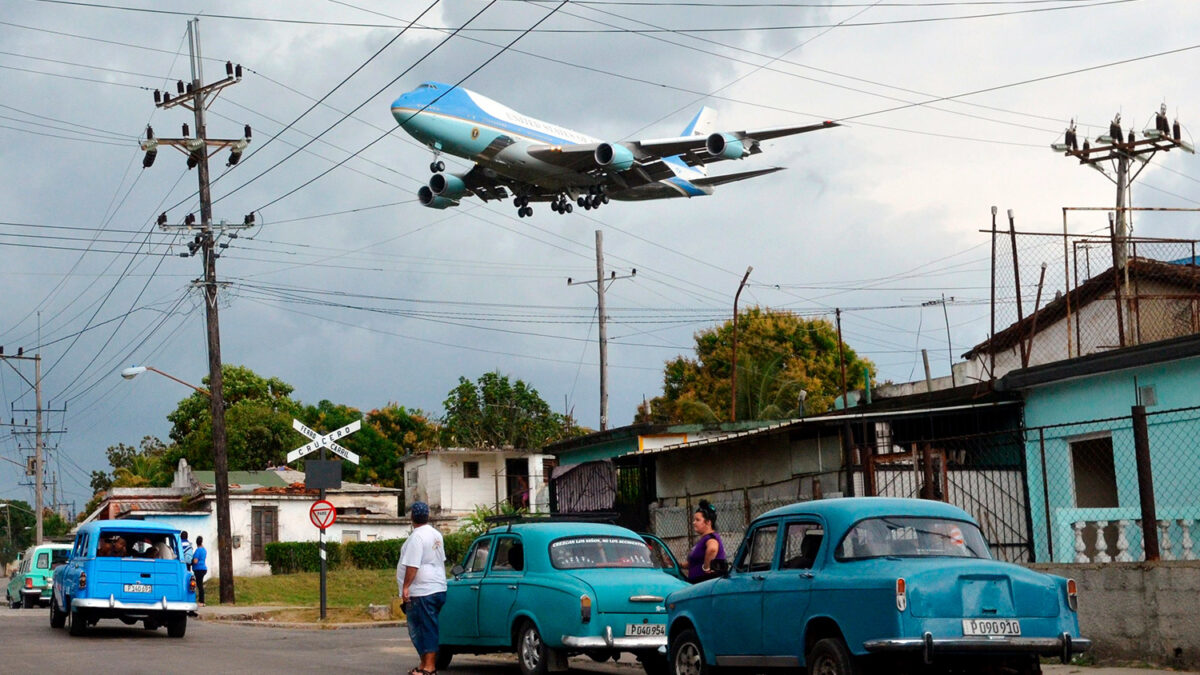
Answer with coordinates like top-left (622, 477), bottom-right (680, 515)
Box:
top-left (577, 186), bottom-right (607, 211)
top-left (514, 195), bottom-right (533, 218)
top-left (551, 196), bottom-right (573, 215)
top-left (429, 159), bottom-right (445, 173)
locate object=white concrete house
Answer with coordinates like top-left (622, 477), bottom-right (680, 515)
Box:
top-left (401, 448), bottom-right (556, 520)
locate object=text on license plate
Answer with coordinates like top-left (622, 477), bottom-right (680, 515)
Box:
top-left (625, 623), bottom-right (665, 637)
top-left (123, 583), bottom-right (152, 593)
top-left (962, 619), bottom-right (1020, 636)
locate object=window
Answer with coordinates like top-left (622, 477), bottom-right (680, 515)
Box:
top-left (37, 552), bottom-right (49, 569)
top-left (549, 536), bottom-right (654, 570)
top-left (463, 461), bottom-right (480, 479)
top-left (736, 524), bottom-right (778, 573)
top-left (490, 536), bottom-right (524, 572)
top-left (835, 517), bottom-right (991, 560)
top-left (781, 522), bottom-right (824, 570)
top-left (1070, 435), bottom-right (1118, 508)
top-left (467, 538), bottom-right (492, 572)
top-left (252, 506), bottom-right (279, 562)
top-left (342, 530), bottom-right (360, 543)
top-left (407, 468), bottom-right (419, 487)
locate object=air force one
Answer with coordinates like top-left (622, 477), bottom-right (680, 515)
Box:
top-left (390, 82), bottom-right (838, 218)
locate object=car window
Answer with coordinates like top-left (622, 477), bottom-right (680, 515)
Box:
top-left (490, 537), bottom-right (524, 572)
top-left (736, 524), bottom-right (778, 573)
top-left (95, 531), bottom-right (179, 559)
top-left (467, 538), bottom-right (492, 573)
top-left (836, 517), bottom-right (991, 561)
top-left (781, 522), bottom-right (824, 570)
top-left (642, 536), bottom-right (677, 570)
top-left (549, 536), bottom-right (655, 570)
top-left (37, 552), bottom-right (49, 569)
top-left (51, 548), bottom-right (70, 567)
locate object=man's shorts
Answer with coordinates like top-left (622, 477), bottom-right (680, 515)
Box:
top-left (406, 591), bottom-right (446, 655)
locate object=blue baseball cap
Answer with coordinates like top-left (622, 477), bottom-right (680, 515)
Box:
top-left (410, 501), bottom-right (430, 518)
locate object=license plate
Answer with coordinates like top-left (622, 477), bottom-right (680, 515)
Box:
top-left (625, 623), bottom-right (665, 637)
top-left (123, 583), bottom-right (152, 593)
top-left (962, 619), bottom-right (1021, 636)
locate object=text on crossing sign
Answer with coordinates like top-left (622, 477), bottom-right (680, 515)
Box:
top-left (310, 499), bottom-right (337, 529)
top-left (287, 419), bottom-right (361, 465)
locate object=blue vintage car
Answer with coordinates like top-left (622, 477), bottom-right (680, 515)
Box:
top-left (50, 520), bottom-right (197, 637)
top-left (438, 520), bottom-right (688, 675)
top-left (666, 498), bottom-right (1090, 675)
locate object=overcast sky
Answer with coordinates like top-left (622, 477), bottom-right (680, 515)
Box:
top-left (2, 0), bottom-right (1198, 513)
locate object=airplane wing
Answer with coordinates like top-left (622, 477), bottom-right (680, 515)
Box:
top-left (691, 167), bottom-right (785, 187)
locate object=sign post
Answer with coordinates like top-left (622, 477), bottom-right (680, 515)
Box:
top-left (290, 419), bottom-right (360, 621)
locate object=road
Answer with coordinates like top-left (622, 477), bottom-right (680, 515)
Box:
top-left (0, 603), bottom-right (1192, 674)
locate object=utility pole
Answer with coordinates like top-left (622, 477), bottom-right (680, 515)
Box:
top-left (0, 348), bottom-right (46, 544)
top-left (729, 266), bottom-right (753, 422)
top-left (921, 295), bottom-right (956, 387)
top-left (567, 230), bottom-right (634, 430)
top-left (140, 18), bottom-right (252, 605)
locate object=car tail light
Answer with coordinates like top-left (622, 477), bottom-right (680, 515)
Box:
top-left (189, 576), bottom-right (197, 593)
top-left (79, 572), bottom-right (87, 589)
top-left (581, 595), bottom-right (592, 623)
top-left (895, 578), bottom-right (907, 612)
top-left (25, 577), bottom-right (33, 589)
top-left (1066, 578), bottom-right (1078, 611)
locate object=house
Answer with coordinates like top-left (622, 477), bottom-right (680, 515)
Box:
top-left (82, 459), bottom-right (408, 578)
top-left (400, 448), bottom-right (557, 522)
top-left (997, 331), bottom-right (1200, 563)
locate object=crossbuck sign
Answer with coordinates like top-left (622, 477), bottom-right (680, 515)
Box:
top-left (287, 419), bottom-right (361, 465)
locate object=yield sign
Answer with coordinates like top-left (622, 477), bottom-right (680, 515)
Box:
top-left (310, 499), bottom-right (337, 529)
top-left (287, 419), bottom-right (361, 465)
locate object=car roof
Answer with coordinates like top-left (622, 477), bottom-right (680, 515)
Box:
top-left (484, 521), bottom-right (644, 546)
top-left (78, 520), bottom-right (181, 534)
top-left (757, 497), bottom-right (978, 535)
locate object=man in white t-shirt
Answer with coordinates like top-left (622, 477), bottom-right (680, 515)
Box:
top-left (397, 501), bottom-right (446, 675)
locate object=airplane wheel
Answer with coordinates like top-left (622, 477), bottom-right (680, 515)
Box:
top-left (565, 204), bottom-right (573, 213)
top-left (590, 195), bottom-right (602, 208)
top-left (551, 202), bottom-right (560, 213)
top-left (523, 206), bottom-right (533, 217)
top-left (429, 162), bottom-right (437, 173)
top-left (435, 160), bottom-right (445, 172)
top-left (577, 196), bottom-right (586, 208)
top-left (601, 194), bottom-right (610, 204)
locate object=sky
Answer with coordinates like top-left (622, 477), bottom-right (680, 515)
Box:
top-left (2, 0), bottom-right (1199, 515)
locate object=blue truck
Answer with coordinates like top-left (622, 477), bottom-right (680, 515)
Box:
top-left (50, 520), bottom-right (198, 637)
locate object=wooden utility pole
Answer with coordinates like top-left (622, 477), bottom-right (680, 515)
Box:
top-left (568, 231), bottom-right (634, 430)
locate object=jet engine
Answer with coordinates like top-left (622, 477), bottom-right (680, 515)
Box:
top-left (418, 185), bottom-right (457, 209)
top-left (594, 142), bottom-right (635, 172)
top-left (429, 172), bottom-right (468, 200)
top-left (706, 132), bottom-right (748, 160)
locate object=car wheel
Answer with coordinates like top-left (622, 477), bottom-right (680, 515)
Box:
top-left (639, 650), bottom-right (670, 675)
top-left (807, 637), bottom-right (857, 675)
top-left (49, 596), bottom-right (66, 628)
top-left (167, 613), bottom-right (187, 638)
top-left (671, 629), bottom-right (712, 675)
top-left (8, 592), bottom-right (19, 609)
top-left (67, 600), bottom-right (88, 636)
top-left (434, 649), bottom-right (454, 670)
top-left (22, 594), bottom-right (37, 609)
top-left (517, 621), bottom-right (550, 675)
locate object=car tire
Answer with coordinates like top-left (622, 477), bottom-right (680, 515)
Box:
top-left (22, 594), bottom-right (36, 609)
top-left (67, 600), bottom-right (87, 636)
top-left (807, 637), bottom-right (857, 675)
top-left (8, 592), bottom-right (20, 609)
top-left (167, 613), bottom-right (187, 638)
top-left (517, 621), bottom-right (550, 675)
top-left (638, 650), bottom-right (670, 675)
top-left (670, 629), bottom-right (713, 675)
top-left (435, 649), bottom-right (453, 670)
top-left (49, 596), bottom-right (66, 628)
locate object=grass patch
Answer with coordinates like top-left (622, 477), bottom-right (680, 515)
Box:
top-left (221, 567), bottom-right (396, 608)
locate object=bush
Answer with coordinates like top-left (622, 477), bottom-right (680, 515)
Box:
top-left (443, 530), bottom-right (473, 568)
top-left (344, 539), bottom-right (404, 570)
top-left (264, 541), bottom-right (343, 574)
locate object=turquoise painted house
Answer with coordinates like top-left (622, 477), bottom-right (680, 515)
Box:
top-left (999, 333), bottom-right (1200, 563)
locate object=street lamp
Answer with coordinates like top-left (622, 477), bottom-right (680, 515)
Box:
top-left (121, 365), bottom-right (211, 396)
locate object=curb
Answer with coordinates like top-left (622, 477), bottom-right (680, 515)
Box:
top-left (197, 611), bottom-right (406, 630)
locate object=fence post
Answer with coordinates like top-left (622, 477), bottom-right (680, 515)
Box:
top-left (1039, 428), bottom-right (1053, 562)
top-left (1132, 405), bottom-right (1159, 561)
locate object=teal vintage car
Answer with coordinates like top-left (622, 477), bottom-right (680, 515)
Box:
top-left (6, 543), bottom-right (71, 608)
top-left (438, 520), bottom-right (687, 675)
top-left (666, 498), bottom-right (1091, 675)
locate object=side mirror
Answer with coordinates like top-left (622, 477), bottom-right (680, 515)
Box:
top-left (451, 564), bottom-right (465, 577)
top-left (709, 559), bottom-right (730, 576)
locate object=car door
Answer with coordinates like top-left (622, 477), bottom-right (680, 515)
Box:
top-left (641, 533), bottom-right (683, 580)
top-left (706, 520), bottom-right (779, 661)
top-left (763, 519), bottom-right (824, 664)
top-left (441, 536), bottom-right (492, 642)
top-left (477, 535), bottom-right (524, 643)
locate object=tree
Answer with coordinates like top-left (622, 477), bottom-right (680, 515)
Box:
top-left (441, 372), bottom-right (583, 449)
top-left (636, 307), bottom-right (875, 424)
top-left (90, 436), bottom-right (172, 490)
top-left (164, 364), bottom-right (302, 472)
top-left (0, 500), bottom-right (35, 564)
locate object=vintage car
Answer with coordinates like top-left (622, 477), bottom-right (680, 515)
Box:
top-left (438, 520), bottom-right (688, 675)
top-left (6, 543), bottom-right (71, 608)
top-left (666, 497), bottom-right (1090, 675)
top-left (50, 520), bottom-right (197, 637)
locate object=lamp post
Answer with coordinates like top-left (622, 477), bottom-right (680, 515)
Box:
top-left (121, 364), bottom-right (232, 603)
top-left (730, 266), bottom-right (753, 422)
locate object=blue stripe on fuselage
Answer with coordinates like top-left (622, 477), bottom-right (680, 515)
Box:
top-left (391, 82), bottom-right (580, 148)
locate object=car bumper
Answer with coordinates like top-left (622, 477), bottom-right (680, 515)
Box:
top-left (562, 625), bottom-right (667, 650)
top-left (864, 632), bottom-right (1091, 664)
top-left (72, 596), bottom-right (198, 612)
top-left (22, 589), bottom-right (48, 600)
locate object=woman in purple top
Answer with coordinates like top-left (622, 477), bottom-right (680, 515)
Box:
top-left (681, 500), bottom-right (726, 583)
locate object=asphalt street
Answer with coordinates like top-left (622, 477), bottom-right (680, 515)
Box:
top-left (2, 602), bottom-right (1196, 675)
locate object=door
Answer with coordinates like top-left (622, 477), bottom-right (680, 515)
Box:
top-left (707, 521), bottom-right (779, 660)
top-left (763, 520), bottom-right (823, 663)
top-left (441, 536), bottom-right (491, 642)
top-left (477, 535), bottom-right (524, 643)
top-left (641, 533), bottom-right (683, 580)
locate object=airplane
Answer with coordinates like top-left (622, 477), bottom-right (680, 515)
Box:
top-left (389, 81), bottom-right (838, 218)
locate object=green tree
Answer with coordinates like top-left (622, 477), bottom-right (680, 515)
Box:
top-left (441, 372), bottom-right (583, 449)
top-left (90, 436), bottom-right (172, 490)
top-left (165, 364), bottom-right (302, 472)
top-left (296, 399), bottom-right (421, 488)
top-left (0, 500), bottom-right (35, 564)
top-left (636, 307), bottom-right (875, 424)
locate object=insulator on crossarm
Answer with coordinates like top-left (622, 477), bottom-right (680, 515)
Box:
top-left (1128, 129), bottom-right (1136, 144)
top-left (1174, 120), bottom-right (1182, 142)
top-left (182, 123), bottom-right (190, 137)
top-left (145, 125), bottom-right (154, 140)
top-left (162, 92), bottom-right (171, 104)
top-left (157, 213), bottom-right (167, 226)
top-left (186, 82), bottom-right (194, 94)
top-left (185, 213), bottom-right (196, 226)
top-left (244, 125), bottom-right (252, 140)
top-left (177, 80), bottom-right (185, 94)
top-left (235, 64), bottom-right (242, 79)
top-left (154, 90), bottom-right (162, 104)
top-left (226, 61), bottom-right (233, 77)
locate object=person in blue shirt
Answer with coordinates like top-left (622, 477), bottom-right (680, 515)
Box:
top-left (192, 536), bottom-right (208, 606)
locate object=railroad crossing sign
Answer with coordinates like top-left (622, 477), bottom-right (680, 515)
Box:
top-left (310, 499), bottom-right (337, 529)
top-left (287, 419), bottom-right (361, 464)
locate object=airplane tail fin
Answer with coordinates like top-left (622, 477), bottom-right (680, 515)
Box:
top-left (681, 107), bottom-right (718, 176)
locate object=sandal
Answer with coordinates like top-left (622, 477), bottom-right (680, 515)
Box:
top-left (408, 669), bottom-right (433, 675)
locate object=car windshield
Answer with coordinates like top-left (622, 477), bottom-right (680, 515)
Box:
top-left (835, 517), bottom-right (991, 561)
top-left (95, 531), bottom-right (179, 560)
top-left (550, 536), bottom-right (655, 570)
